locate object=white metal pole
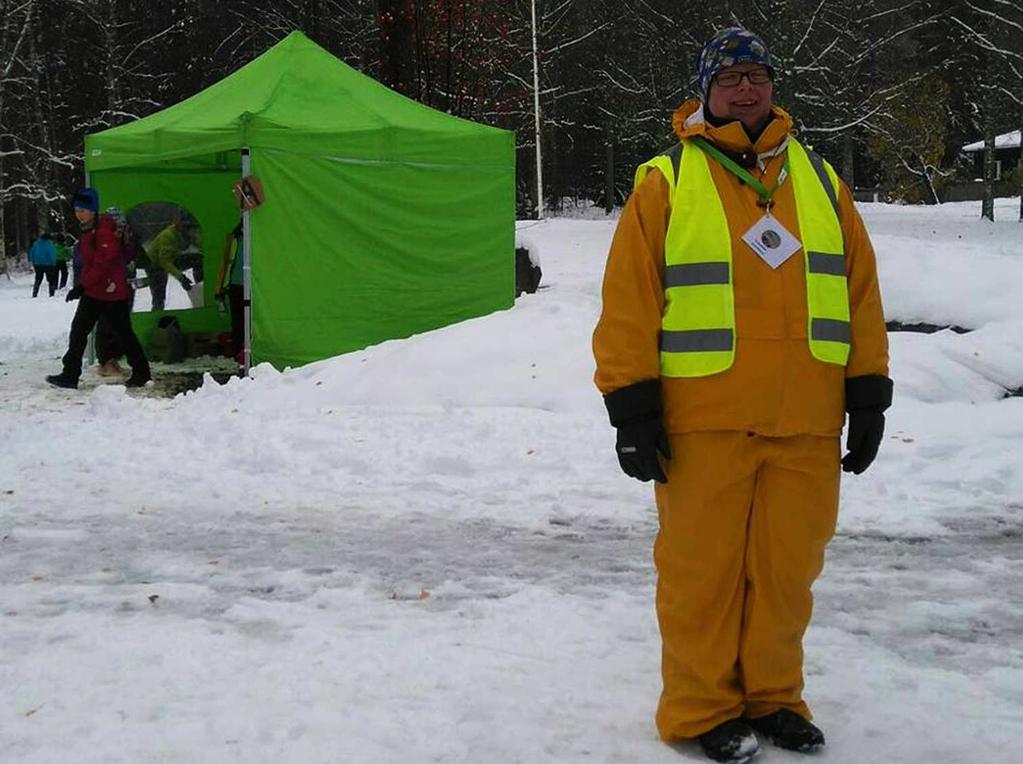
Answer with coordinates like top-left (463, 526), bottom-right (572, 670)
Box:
top-left (531, 0), bottom-right (544, 220)
top-left (241, 148), bottom-right (253, 377)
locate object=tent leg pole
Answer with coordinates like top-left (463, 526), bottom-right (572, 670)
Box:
top-left (241, 147), bottom-right (253, 377)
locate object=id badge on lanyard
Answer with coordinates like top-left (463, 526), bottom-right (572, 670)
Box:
top-left (742, 211), bottom-right (801, 269)
top-left (693, 138), bottom-right (803, 269)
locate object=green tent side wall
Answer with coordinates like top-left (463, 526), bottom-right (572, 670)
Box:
top-left (84, 31), bottom-right (515, 369)
top-left (251, 148), bottom-right (514, 368)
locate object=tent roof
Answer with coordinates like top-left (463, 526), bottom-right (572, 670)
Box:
top-left (86, 31), bottom-right (510, 171)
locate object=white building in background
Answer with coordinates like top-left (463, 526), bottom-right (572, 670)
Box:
top-left (962, 130), bottom-right (1021, 180)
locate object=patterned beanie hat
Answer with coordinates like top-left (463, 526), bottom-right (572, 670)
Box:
top-left (696, 27), bottom-right (773, 101)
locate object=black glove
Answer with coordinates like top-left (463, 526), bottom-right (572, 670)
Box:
top-left (179, 275), bottom-right (193, 291)
top-left (65, 286), bottom-right (82, 302)
top-left (616, 417), bottom-right (671, 483)
top-left (842, 409), bottom-right (885, 474)
top-left (604, 379), bottom-right (671, 484)
top-left (842, 375), bottom-right (894, 475)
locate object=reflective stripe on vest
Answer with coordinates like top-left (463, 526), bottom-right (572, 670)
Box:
top-left (633, 137), bottom-right (850, 377)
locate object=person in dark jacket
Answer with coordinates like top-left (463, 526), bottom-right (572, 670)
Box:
top-left (215, 221), bottom-right (245, 365)
top-left (93, 207), bottom-right (140, 377)
top-left (66, 230), bottom-right (120, 374)
top-left (46, 188), bottom-right (151, 390)
top-left (29, 232), bottom-right (59, 297)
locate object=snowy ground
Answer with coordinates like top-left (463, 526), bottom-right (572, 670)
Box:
top-left (2, 198), bottom-right (1022, 763)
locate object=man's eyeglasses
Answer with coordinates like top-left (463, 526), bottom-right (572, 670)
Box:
top-left (714, 68), bottom-right (772, 88)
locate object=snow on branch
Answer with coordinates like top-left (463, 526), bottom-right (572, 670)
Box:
top-left (121, 20), bottom-right (184, 67)
top-left (946, 13), bottom-right (1023, 63)
top-left (800, 101), bottom-right (893, 134)
top-left (852, 16), bottom-right (942, 66)
top-left (1, 6), bottom-right (32, 79)
top-left (792, 0), bottom-right (828, 59)
top-left (543, 23), bottom-right (611, 57)
top-left (963, 1), bottom-right (1023, 36)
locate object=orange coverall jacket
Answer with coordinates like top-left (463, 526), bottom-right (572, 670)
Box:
top-left (593, 100), bottom-right (889, 437)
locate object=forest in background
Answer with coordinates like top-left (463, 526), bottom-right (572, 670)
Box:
top-left (2, 0), bottom-right (1022, 258)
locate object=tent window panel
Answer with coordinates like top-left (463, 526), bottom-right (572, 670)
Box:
top-left (126, 203), bottom-right (205, 313)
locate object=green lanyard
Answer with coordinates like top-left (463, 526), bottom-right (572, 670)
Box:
top-left (692, 137), bottom-right (789, 210)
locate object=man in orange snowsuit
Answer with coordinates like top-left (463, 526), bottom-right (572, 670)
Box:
top-left (593, 28), bottom-right (891, 763)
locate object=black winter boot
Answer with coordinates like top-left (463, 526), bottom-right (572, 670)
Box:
top-left (746, 709), bottom-right (825, 753)
top-left (45, 372), bottom-right (78, 389)
top-left (697, 719), bottom-right (760, 762)
top-left (125, 370), bottom-right (151, 388)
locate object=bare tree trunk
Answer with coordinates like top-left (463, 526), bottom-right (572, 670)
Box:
top-left (377, 0), bottom-right (410, 93)
top-left (17, 196), bottom-right (29, 260)
top-left (547, 129), bottom-right (558, 214)
top-left (0, 0), bottom-right (34, 263)
top-left (28, 12), bottom-right (52, 232)
top-left (921, 156), bottom-right (940, 205)
top-left (980, 21), bottom-right (997, 222)
top-left (104, 1), bottom-right (119, 120)
top-left (0, 66), bottom-right (5, 265)
top-left (0, 170), bottom-right (6, 266)
top-left (604, 131), bottom-right (614, 214)
top-left (0, 111), bottom-right (6, 264)
top-left (305, 0), bottom-right (320, 40)
top-left (841, 130), bottom-right (855, 189)
top-left (982, 118), bottom-right (995, 221)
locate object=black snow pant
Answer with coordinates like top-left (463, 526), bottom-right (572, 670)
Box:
top-left (33, 265), bottom-right (58, 297)
top-left (96, 289), bottom-right (136, 364)
top-left (147, 268), bottom-right (169, 311)
top-left (56, 261), bottom-right (69, 289)
top-left (62, 295), bottom-right (149, 381)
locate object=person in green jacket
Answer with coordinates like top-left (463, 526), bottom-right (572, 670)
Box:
top-left (145, 214), bottom-right (196, 310)
top-left (53, 235), bottom-right (72, 290)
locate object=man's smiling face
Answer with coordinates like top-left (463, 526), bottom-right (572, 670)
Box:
top-left (707, 63), bottom-right (774, 136)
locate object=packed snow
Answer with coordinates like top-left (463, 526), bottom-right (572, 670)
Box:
top-left (2, 199), bottom-right (1022, 763)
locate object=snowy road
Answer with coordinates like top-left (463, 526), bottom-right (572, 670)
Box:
top-left (4, 493), bottom-right (1022, 762)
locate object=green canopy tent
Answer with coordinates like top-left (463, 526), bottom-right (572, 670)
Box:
top-left (85, 31), bottom-right (515, 369)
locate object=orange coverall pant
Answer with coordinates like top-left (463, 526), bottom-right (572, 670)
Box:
top-left (652, 430), bottom-right (840, 740)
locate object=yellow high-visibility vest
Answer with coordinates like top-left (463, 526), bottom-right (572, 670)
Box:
top-left (633, 138), bottom-right (850, 377)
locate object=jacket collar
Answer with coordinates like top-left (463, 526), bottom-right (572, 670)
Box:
top-left (671, 99), bottom-right (794, 166)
